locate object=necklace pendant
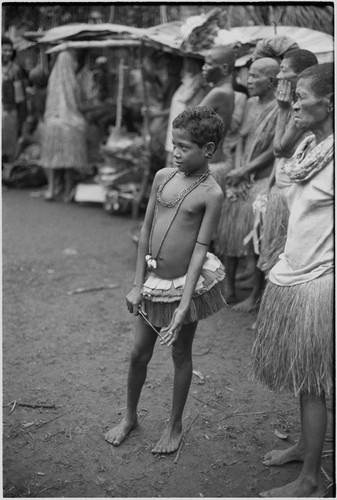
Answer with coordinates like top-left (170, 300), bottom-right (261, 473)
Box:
top-left (145, 254), bottom-right (157, 270)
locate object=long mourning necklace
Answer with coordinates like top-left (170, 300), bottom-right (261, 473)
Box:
top-left (146, 168), bottom-right (210, 270)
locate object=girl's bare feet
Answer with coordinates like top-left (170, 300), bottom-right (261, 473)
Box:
top-left (104, 417), bottom-right (137, 446)
top-left (259, 476), bottom-right (325, 497)
top-left (262, 442), bottom-right (304, 466)
top-left (44, 191), bottom-right (55, 201)
top-left (151, 423), bottom-right (183, 454)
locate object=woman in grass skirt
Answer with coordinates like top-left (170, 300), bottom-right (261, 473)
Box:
top-left (251, 63), bottom-right (334, 498)
top-left (41, 51), bottom-right (88, 202)
top-left (258, 49), bottom-right (318, 275)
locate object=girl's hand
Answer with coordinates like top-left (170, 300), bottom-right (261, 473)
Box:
top-left (126, 287), bottom-right (143, 316)
top-left (276, 79), bottom-right (292, 109)
top-left (159, 308), bottom-right (187, 347)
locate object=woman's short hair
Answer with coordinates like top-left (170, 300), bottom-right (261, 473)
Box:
top-left (172, 106), bottom-right (224, 149)
top-left (284, 49), bottom-right (318, 74)
top-left (299, 62), bottom-right (333, 98)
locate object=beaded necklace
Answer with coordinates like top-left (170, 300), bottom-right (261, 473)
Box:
top-left (157, 168), bottom-right (210, 208)
top-left (146, 168), bottom-right (210, 270)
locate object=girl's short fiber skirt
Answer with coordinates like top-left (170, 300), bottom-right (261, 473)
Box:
top-left (258, 184), bottom-right (290, 274)
top-left (142, 253), bottom-right (226, 327)
top-left (251, 272), bottom-right (334, 396)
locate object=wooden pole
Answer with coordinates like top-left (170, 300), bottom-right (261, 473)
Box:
top-left (269, 5), bottom-right (277, 34)
top-left (108, 5), bottom-right (115, 23)
top-left (115, 55), bottom-right (125, 130)
top-left (160, 5), bottom-right (168, 24)
top-left (226, 6), bottom-right (233, 29)
top-left (132, 43), bottom-right (152, 219)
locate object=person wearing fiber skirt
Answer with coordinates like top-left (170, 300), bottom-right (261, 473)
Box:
top-left (40, 51), bottom-right (88, 202)
top-left (258, 49), bottom-right (318, 275)
top-left (251, 63), bottom-right (334, 498)
top-left (215, 57), bottom-right (280, 311)
top-left (104, 107), bottom-right (226, 455)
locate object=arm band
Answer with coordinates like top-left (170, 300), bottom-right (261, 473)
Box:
top-left (196, 240), bottom-right (209, 246)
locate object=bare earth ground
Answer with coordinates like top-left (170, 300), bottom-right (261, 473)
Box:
top-left (2, 187), bottom-right (334, 498)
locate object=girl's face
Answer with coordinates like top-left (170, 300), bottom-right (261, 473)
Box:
top-left (172, 128), bottom-right (210, 175)
top-left (293, 78), bottom-right (331, 131)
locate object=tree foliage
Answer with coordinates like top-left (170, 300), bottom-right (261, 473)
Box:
top-left (2, 3), bottom-right (333, 35)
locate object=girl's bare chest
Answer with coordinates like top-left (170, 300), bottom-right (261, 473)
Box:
top-left (159, 177), bottom-right (206, 209)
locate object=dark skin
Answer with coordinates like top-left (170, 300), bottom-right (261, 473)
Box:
top-left (258, 75), bottom-right (333, 498)
top-left (199, 49), bottom-right (235, 163)
top-left (105, 126), bottom-right (224, 454)
top-left (224, 58), bottom-right (279, 311)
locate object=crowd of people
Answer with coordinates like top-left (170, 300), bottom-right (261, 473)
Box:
top-left (2, 31), bottom-right (334, 497)
top-left (102, 39), bottom-right (333, 498)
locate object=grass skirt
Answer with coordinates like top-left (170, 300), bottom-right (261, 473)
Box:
top-left (251, 273), bottom-right (334, 396)
top-left (209, 156), bottom-right (234, 194)
top-left (258, 184), bottom-right (290, 274)
top-left (214, 178), bottom-right (269, 258)
top-left (142, 253), bottom-right (226, 327)
top-left (41, 119), bottom-right (88, 170)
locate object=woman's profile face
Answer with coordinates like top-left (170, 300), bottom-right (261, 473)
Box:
top-left (292, 78), bottom-right (331, 131)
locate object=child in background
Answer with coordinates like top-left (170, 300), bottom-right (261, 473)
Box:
top-left (105, 106), bottom-right (226, 454)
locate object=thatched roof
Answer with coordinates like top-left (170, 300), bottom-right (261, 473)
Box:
top-left (38, 23), bottom-right (146, 44)
top-left (143, 20), bottom-right (333, 64)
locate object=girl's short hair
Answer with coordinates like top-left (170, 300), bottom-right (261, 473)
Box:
top-left (298, 62), bottom-right (333, 98)
top-left (172, 106), bottom-right (224, 149)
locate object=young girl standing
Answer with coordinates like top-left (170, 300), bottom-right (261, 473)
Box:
top-left (105, 106), bottom-right (226, 454)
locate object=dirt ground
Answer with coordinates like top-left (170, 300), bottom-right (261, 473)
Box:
top-left (2, 187), bottom-right (334, 498)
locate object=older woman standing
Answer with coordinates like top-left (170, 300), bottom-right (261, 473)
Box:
top-left (41, 50), bottom-right (88, 202)
top-left (251, 63), bottom-right (333, 497)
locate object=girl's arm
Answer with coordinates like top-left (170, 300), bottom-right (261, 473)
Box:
top-left (126, 169), bottom-right (167, 315)
top-left (161, 186), bottom-right (224, 344)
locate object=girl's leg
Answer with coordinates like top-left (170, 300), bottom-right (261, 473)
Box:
top-left (152, 321), bottom-right (197, 454)
top-left (260, 392), bottom-right (327, 497)
top-left (224, 256), bottom-right (238, 303)
top-left (44, 169), bottom-right (56, 200)
top-left (54, 169), bottom-right (64, 198)
top-left (105, 317), bottom-right (157, 446)
top-left (233, 258), bottom-right (264, 312)
top-left (63, 168), bottom-right (75, 203)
